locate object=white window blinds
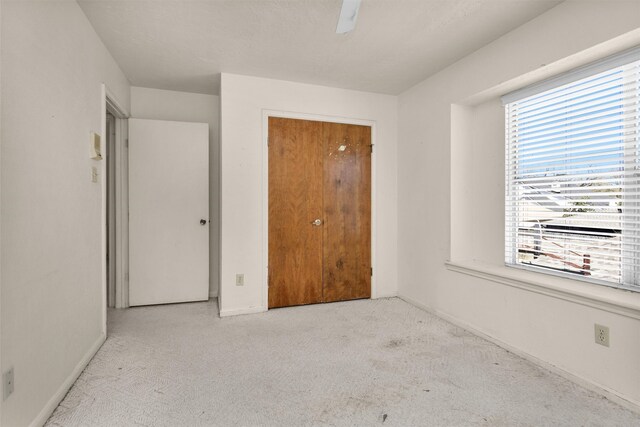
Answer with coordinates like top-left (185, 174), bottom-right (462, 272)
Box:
top-left (504, 49), bottom-right (640, 291)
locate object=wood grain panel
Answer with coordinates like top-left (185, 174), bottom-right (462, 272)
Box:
top-left (322, 122), bottom-right (371, 302)
top-left (268, 117), bottom-right (324, 308)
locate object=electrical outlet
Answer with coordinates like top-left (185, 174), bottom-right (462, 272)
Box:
top-left (235, 274), bottom-right (244, 286)
top-left (91, 166), bottom-right (98, 183)
top-left (594, 324), bottom-right (610, 347)
top-left (3, 367), bottom-right (14, 401)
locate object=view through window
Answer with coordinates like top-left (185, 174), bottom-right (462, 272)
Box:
top-left (504, 53), bottom-right (640, 290)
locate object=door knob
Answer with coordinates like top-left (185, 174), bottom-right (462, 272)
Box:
top-left (200, 219), bottom-right (207, 225)
top-left (311, 219), bottom-right (322, 226)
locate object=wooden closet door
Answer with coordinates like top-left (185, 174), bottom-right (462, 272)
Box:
top-left (322, 122), bottom-right (372, 302)
top-left (268, 118), bottom-right (324, 308)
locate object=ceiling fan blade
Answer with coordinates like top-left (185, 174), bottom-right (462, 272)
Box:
top-left (336, 0), bottom-right (362, 34)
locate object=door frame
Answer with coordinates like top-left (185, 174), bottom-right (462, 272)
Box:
top-left (101, 84), bottom-right (130, 334)
top-left (106, 111), bottom-right (117, 308)
top-left (261, 111), bottom-right (377, 310)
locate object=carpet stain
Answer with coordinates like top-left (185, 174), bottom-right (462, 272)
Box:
top-left (385, 339), bottom-right (403, 348)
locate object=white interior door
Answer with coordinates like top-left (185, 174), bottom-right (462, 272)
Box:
top-left (129, 118), bottom-right (209, 306)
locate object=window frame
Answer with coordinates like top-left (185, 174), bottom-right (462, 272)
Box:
top-left (502, 46), bottom-right (640, 292)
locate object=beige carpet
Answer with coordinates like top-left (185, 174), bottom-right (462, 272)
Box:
top-left (46, 298), bottom-right (639, 426)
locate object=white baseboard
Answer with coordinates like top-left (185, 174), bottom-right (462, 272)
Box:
top-left (218, 295), bottom-right (398, 317)
top-left (398, 295), bottom-right (640, 414)
top-left (373, 293), bottom-right (398, 299)
top-left (30, 333), bottom-right (106, 427)
top-left (219, 306), bottom-right (267, 317)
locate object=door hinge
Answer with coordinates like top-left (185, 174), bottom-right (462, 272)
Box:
top-left (369, 144), bottom-right (374, 153)
top-left (371, 267), bottom-right (373, 276)
top-left (125, 138), bottom-right (129, 148)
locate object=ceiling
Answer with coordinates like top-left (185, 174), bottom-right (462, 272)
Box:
top-left (78, 0), bottom-right (562, 96)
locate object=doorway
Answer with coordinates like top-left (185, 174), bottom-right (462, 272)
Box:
top-left (103, 87), bottom-right (130, 322)
top-left (268, 117), bottom-right (372, 308)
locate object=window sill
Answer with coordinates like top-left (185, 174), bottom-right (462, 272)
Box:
top-left (445, 260), bottom-right (640, 320)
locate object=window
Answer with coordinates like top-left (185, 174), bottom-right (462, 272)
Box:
top-left (504, 48), bottom-right (640, 291)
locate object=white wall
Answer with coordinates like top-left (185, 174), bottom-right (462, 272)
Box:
top-left (1, 1), bottom-right (130, 425)
top-left (219, 73), bottom-right (398, 316)
top-left (398, 1), bottom-right (640, 408)
top-left (130, 87), bottom-right (220, 297)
